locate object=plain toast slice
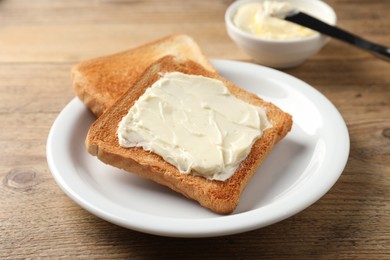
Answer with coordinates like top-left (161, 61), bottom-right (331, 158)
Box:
top-left (71, 34), bottom-right (216, 117)
top-left (86, 55), bottom-right (292, 214)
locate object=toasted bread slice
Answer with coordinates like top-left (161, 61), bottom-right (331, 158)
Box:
top-left (86, 56), bottom-right (292, 214)
top-left (71, 34), bottom-right (216, 117)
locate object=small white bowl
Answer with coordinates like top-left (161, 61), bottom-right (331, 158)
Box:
top-left (225, 0), bottom-right (337, 68)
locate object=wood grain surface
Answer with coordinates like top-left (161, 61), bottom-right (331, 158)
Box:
top-left (1, 0), bottom-right (389, 258)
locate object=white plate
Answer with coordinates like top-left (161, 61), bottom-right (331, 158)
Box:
top-left (47, 60), bottom-right (349, 237)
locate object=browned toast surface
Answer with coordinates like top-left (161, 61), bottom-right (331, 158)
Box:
top-left (71, 34), bottom-right (216, 117)
top-left (86, 55), bottom-right (292, 214)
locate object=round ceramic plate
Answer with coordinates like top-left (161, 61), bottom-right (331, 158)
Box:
top-left (47, 60), bottom-right (349, 237)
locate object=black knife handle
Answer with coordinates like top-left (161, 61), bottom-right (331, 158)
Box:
top-left (285, 12), bottom-right (390, 62)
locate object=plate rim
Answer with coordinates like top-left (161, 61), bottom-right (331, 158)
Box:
top-left (47, 59), bottom-right (350, 237)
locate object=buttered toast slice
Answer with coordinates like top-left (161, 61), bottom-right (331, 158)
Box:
top-left (71, 34), bottom-right (216, 117)
top-left (86, 56), bottom-right (292, 214)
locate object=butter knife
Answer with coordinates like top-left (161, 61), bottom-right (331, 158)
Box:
top-left (281, 10), bottom-right (390, 62)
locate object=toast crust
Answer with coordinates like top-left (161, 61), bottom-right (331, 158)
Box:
top-left (72, 34), bottom-right (216, 117)
top-left (86, 56), bottom-right (292, 214)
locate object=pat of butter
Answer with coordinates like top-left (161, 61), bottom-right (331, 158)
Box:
top-left (233, 1), bottom-right (317, 40)
top-left (117, 72), bottom-right (271, 181)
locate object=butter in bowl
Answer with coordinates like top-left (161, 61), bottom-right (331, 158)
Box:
top-left (225, 0), bottom-right (336, 68)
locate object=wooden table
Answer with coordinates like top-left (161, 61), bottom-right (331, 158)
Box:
top-left (1, 0), bottom-right (389, 258)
